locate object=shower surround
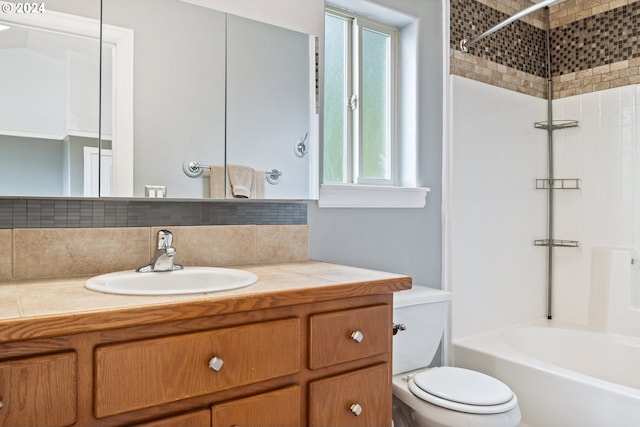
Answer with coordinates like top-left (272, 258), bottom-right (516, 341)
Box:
top-left (448, 0), bottom-right (640, 336)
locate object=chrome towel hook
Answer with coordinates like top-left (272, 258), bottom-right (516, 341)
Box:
top-left (294, 133), bottom-right (309, 158)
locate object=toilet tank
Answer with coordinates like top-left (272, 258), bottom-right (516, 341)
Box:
top-left (392, 286), bottom-right (451, 375)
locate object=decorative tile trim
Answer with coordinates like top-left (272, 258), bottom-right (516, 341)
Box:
top-left (0, 198), bottom-right (307, 229)
top-left (451, 0), bottom-right (548, 79)
top-left (552, 57), bottom-right (640, 98)
top-left (550, 1), bottom-right (640, 76)
top-left (451, 0), bottom-right (640, 99)
top-left (549, 0), bottom-right (637, 29)
top-left (451, 49), bottom-right (548, 98)
top-left (475, 0), bottom-right (546, 29)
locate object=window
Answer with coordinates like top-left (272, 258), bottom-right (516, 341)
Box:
top-left (324, 8), bottom-right (397, 186)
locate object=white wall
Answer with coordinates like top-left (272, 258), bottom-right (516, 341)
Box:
top-left (447, 76), bottom-right (548, 339)
top-left (553, 84), bottom-right (640, 325)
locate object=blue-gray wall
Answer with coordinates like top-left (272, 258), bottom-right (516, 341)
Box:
top-left (309, 0), bottom-right (443, 288)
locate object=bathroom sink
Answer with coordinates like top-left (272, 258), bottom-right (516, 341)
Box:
top-left (85, 267), bottom-right (258, 296)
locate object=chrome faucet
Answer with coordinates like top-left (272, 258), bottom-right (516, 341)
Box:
top-left (136, 230), bottom-right (183, 273)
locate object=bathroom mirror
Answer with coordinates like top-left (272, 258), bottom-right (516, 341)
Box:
top-left (0, 0), bottom-right (317, 199)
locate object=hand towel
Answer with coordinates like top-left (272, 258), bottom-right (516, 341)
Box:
top-left (209, 165), bottom-right (229, 199)
top-left (227, 164), bottom-right (254, 198)
top-left (252, 169), bottom-right (265, 199)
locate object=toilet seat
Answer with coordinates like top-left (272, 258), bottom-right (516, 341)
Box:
top-left (408, 367), bottom-right (518, 415)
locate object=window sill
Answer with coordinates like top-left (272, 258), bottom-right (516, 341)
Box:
top-left (318, 184), bottom-right (430, 208)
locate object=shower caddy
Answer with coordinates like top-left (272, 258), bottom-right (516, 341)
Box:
top-left (534, 118), bottom-right (580, 320)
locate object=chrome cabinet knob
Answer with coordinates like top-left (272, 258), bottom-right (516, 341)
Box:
top-left (350, 403), bottom-right (363, 416)
top-left (0, 401), bottom-right (3, 410)
top-left (208, 356), bottom-right (224, 372)
top-left (350, 330), bottom-right (364, 343)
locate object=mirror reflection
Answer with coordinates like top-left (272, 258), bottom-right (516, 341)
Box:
top-left (0, 4), bottom-right (102, 196)
top-left (0, 0), bottom-right (316, 199)
top-left (225, 14), bottom-right (314, 200)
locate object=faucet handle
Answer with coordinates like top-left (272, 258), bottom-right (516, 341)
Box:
top-left (157, 230), bottom-right (173, 250)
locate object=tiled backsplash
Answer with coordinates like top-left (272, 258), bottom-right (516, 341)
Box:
top-left (0, 198), bottom-right (307, 229)
top-left (0, 198), bottom-right (309, 282)
top-left (1, 224), bottom-right (310, 282)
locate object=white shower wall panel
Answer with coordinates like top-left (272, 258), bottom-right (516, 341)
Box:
top-left (552, 84), bottom-right (640, 325)
top-left (448, 76), bottom-right (548, 339)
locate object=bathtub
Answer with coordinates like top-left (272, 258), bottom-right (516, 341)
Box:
top-left (453, 321), bottom-right (640, 427)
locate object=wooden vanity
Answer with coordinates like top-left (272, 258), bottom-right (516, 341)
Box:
top-left (0, 261), bottom-right (411, 427)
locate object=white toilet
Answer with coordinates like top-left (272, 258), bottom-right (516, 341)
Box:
top-left (392, 286), bottom-right (521, 427)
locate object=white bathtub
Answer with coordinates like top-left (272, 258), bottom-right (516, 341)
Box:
top-left (453, 321), bottom-right (640, 427)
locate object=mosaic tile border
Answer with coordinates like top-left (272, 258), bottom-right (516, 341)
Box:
top-left (0, 198), bottom-right (308, 229)
top-left (549, 0), bottom-right (637, 29)
top-left (550, 1), bottom-right (640, 76)
top-left (451, 0), bottom-right (640, 99)
top-left (450, 0), bottom-right (548, 79)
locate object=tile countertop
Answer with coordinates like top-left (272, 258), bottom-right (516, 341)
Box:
top-left (0, 261), bottom-right (412, 344)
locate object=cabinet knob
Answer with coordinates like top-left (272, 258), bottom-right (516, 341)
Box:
top-left (350, 330), bottom-right (364, 343)
top-left (349, 403), bottom-right (363, 416)
top-left (208, 356), bottom-right (224, 372)
top-left (0, 401), bottom-right (3, 410)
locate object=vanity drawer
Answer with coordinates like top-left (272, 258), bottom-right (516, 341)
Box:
top-left (308, 363), bottom-right (391, 427)
top-left (133, 408), bottom-right (211, 427)
top-left (309, 304), bottom-right (390, 369)
top-left (0, 352), bottom-right (77, 427)
top-left (211, 385), bottom-right (301, 427)
top-left (94, 318), bottom-right (300, 418)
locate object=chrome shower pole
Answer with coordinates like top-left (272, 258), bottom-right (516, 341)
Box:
top-left (545, 7), bottom-right (554, 320)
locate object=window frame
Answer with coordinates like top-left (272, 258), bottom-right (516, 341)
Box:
top-left (324, 7), bottom-right (398, 187)
top-left (319, 5), bottom-right (430, 208)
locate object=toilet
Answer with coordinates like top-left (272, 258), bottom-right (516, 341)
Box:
top-left (392, 286), bottom-right (521, 427)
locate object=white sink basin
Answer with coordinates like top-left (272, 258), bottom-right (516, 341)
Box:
top-left (85, 267), bottom-right (258, 296)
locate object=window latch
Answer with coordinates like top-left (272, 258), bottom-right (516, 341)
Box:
top-left (348, 94), bottom-right (358, 111)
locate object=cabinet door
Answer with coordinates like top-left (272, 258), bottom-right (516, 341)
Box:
top-left (308, 364), bottom-right (391, 427)
top-left (133, 408), bottom-right (210, 427)
top-left (95, 318), bottom-right (300, 417)
top-left (309, 305), bottom-right (390, 369)
top-left (212, 385), bottom-right (300, 427)
top-left (0, 352), bottom-right (77, 427)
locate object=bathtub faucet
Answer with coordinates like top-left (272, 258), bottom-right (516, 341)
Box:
top-left (136, 230), bottom-right (183, 273)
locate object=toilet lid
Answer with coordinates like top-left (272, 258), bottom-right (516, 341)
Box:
top-left (409, 367), bottom-right (517, 414)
